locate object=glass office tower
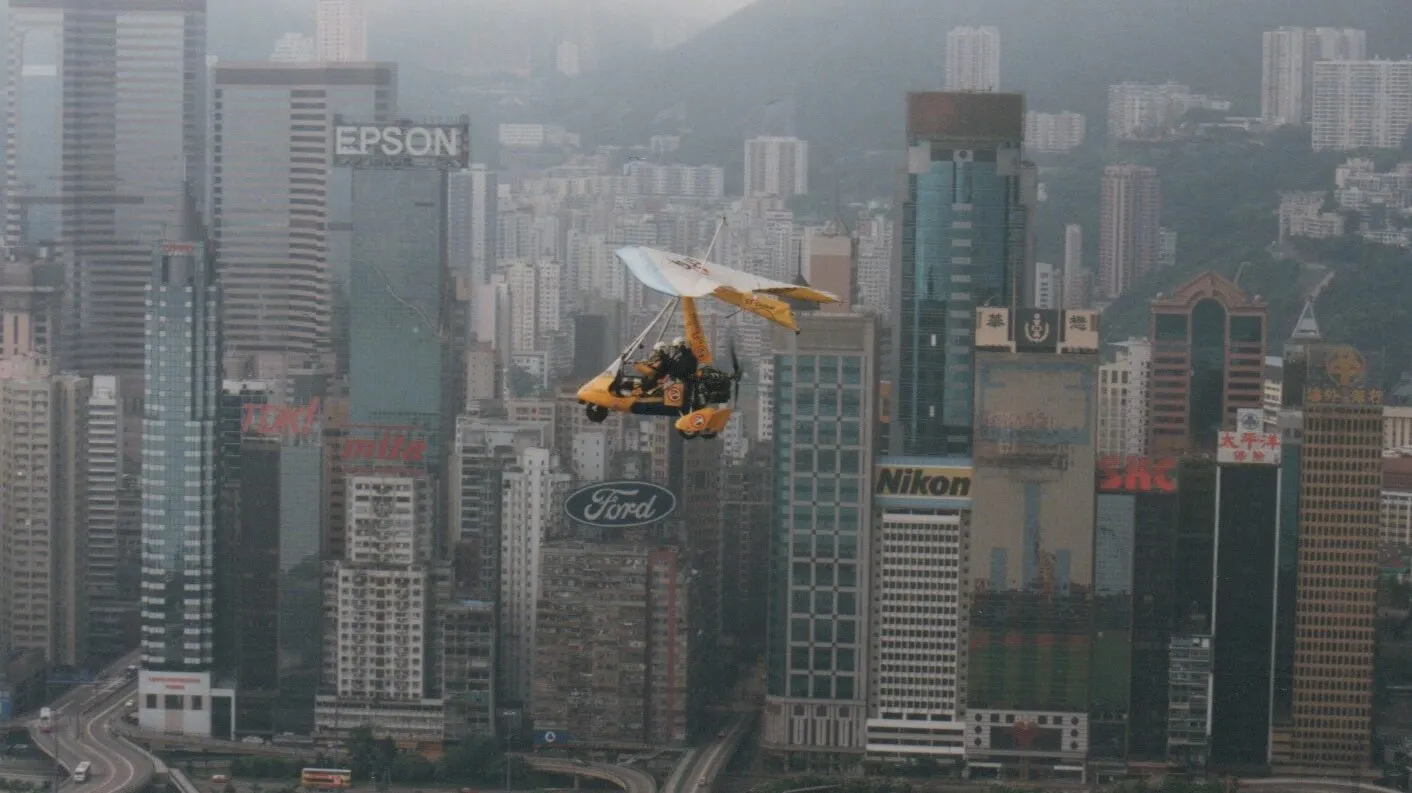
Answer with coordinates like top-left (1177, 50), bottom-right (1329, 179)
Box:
top-left (893, 92), bottom-right (1034, 457)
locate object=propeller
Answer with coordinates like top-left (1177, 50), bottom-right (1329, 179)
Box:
top-left (728, 338), bottom-right (744, 403)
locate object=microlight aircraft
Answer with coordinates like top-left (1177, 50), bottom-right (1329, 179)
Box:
top-left (577, 245), bottom-right (839, 439)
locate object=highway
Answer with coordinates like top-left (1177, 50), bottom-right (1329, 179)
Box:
top-left (666, 714), bottom-right (753, 793)
top-left (523, 756), bottom-right (657, 793)
top-left (1242, 778), bottom-right (1405, 793)
top-left (27, 651), bottom-right (156, 793)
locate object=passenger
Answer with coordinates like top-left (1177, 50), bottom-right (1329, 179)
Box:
top-left (638, 342), bottom-right (670, 394)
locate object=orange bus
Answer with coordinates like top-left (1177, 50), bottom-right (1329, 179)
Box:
top-left (300, 769), bottom-right (352, 789)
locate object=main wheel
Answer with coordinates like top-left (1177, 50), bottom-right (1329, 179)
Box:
top-left (677, 429), bottom-right (699, 440)
top-left (700, 432), bottom-right (718, 440)
top-left (585, 404), bottom-right (609, 423)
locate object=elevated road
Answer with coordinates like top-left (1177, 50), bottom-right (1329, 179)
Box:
top-left (524, 756), bottom-right (657, 793)
top-left (28, 652), bottom-right (156, 793)
top-left (670, 715), bottom-right (752, 793)
top-left (1243, 778), bottom-right (1404, 793)
top-left (114, 726), bottom-right (322, 759)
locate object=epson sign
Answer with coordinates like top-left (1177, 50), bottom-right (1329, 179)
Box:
top-left (333, 123), bottom-right (469, 170)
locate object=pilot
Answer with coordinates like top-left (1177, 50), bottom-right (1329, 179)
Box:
top-left (666, 336), bottom-right (698, 380)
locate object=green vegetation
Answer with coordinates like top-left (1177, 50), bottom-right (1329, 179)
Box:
top-left (342, 727), bottom-right (536, 788)
top-left (1037, 129), bottom-right (1412, 383)
top-left (748, 778), bottom-right (914, 793)
top-left (0, 779), bottom-right (49, 793)
top-left (748, 777), bottom-right (1234, 793)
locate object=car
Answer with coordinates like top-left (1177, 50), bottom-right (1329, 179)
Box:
top-left (715, 730), bottom-right (726, 739)
top-left (241, 736), bottom-right (265, 745)
top-left (125, 700), bottom-right (134, 708)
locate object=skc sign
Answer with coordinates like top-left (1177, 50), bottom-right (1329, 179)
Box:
top-left (874, 464), bottom-right (973, 502)
top-left (563, 481), bottom-right (677, 528)
top-left (534, 730), bottom-right (570, 747)
top-left (1097, 456), bottom-right (1179, 494)
top-left (333, 122), bottom-right (469, 169)
top-left (1217, 431), bottom-right (1282, 466)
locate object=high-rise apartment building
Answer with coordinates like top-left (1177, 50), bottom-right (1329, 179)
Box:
top-left (498, 447), bottom-right (570, 715)
top-left (762, 312), bottom-right (877, 768)
top-left (1312, 60), bottom-right (1412, 151)
top-left (1033, 262), bottom-right (1059, 309)
top-left (1289, 345), bottom-right (1383, 769)
top-left (1262, 27), bottom-right (1367, 128)
top-left (270, 33), bottom-right (316, 63)
top-left (1147, 272), bottom-right (1267, 457)
top-left (744, 136), bottom-right (809, 198)
top-left (449, 165), bottom-right (500, 291)
top-left (1062, 224), bottom-right (1090, 310)
top-left (893, 92), bottom-right (1033, 457)
top-left (804, 223), bottom-right (854, 314)
top-left (439, 600), bottom-right (496, 741)
top-left (316, 0), bottom-right (367, 61)
top-left (137, 240), bottom-right (235, 737)
top-left (945, 26), bottom-right (1001, 92)
top-left (967, 308), bottom-right (1100, 779)
top-left (0, 252), bottom-right (61, 359)
top-left (316, 473), bottom-right (444, 749)
top-left (449, 417), bottom-right (548, 601)
top-left (1098, 339), bottom-right (1152, 459)
top-left (1098, 164), bottom-right (1161, 301)
top-left (532, 543), bottom-right (689, 746)
top-left (86, 375), bottom-right (137, 664)
top-left (0, 364), bottom-right (89, 666)
top-left (213, 63), bottom-right (396, 375)
top-left (1024, 111), bottom-right (1086, 153)
top-left (4, 0), bottom-right (207, 386)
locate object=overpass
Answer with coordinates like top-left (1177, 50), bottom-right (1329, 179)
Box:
top-left (1243, 778), bottom-right (1404, 793)
top-left (113, 725), bottom-right (325, 760)
top-left (524, 756), bottom-right (657, 793)
top-left (666, 714), bottom-right (753, 793)
top-left (27, 652), bottom-right (158, 793)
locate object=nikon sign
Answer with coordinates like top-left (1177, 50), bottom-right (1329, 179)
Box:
top-left (874, 458), bottom-right (973, 506)
top-left (333, 122), bottom-right (469, 170)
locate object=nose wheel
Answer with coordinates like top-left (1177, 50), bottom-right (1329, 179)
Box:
top-left (585, 404), bottom-right (609, 423)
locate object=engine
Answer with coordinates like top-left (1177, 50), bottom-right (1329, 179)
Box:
top-left (695, 367), bottom-right (733, 405)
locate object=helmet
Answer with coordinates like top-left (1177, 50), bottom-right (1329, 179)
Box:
top-left (653, 342), bottom-right (668, 352)
top-left (672, 336), bottom-right (686, 347)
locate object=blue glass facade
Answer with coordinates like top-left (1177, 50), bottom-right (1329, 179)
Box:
top-left (139, 241), bottom-right (221, 670)
top-left (349, 167), bottom-right (449, 454)
top-left (895, 92), bottom-right (1028, 457)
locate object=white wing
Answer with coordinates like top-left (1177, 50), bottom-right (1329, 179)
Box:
top-left (615, 246), bottom-right (840, 303)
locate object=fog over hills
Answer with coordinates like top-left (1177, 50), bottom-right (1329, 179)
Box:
top-left (558, 0), bottom-right (1412, 161)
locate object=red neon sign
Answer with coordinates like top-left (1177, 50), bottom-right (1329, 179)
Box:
top-left (1097, 456), bottom-right (1179, 494)
top-left (341, 431), bottom-right (427, 464)
top-left (242, 398), bottom-right (322, 435)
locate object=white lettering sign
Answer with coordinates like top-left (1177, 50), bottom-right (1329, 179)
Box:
top-left (334, 125), bottom-right (465, 162)
top-left (582, 487), bottom-right (661, 524)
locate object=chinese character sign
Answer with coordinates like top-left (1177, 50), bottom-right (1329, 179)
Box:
top-left (1217, 430), bottom-right (1282, 466)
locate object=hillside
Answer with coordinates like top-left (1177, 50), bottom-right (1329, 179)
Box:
top-left (558, 0), bottom-right (1412, 166)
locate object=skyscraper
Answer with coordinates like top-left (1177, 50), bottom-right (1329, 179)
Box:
top-left (1062, 223), bottom-right (1090, 310)
top-left (744, 136), bottom-right (809, 198)
top-left (1097, 339), bottom-right (1151, 458)
top-left (316, 0), bottom-right (367, 61)
top-left (448, 165), bottom-right (499, 290)
top-left (1147, 272), bottom-right (1267, 457)
top-left (86, 375), bottom-right (135, 664)
top-left (0, 364), bottom-right (89, 667)
top-left (967, 307), bottom-right (1100, 778)
top-left (1290, 345), bottom-right (1383, 769)
top-left (762, 312), bottom-right (877, 768)
top-left (945, 26), bottom-right (1001, 92)
top-left (137, 240), bottom-right (234, 737)
top-left (1098, 164), bottom-right (1161, 301)
top-left (212, 62), bottom-right (396, 376)
top-left (4, 0), bottom-right (207, 386)
top-left (1261, 27), bottom-right (1367, 128)
top-left (893, 91), bottom-right (1032, 457)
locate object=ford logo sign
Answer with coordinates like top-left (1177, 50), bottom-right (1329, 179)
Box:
top-left (563, 480), bottom-right (677, 528)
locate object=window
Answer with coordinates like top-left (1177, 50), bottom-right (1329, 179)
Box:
top-left (146, 694), bottom-right (157, 709)
top-left (790, 675), bottom-right (809, 697)
top-left (164, 695), bottom-right (182, 710)
top-left (191, 696), bottom-right (203, 711)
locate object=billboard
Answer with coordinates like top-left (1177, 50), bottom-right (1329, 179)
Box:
top-left (874, 459), bottom-right (973, 505)
top-left (563, 481), bottom-right (677, 528)
top-left (969, 350), bottom-right (1097, 717)
top-left (533, 729), bottom-right (571, 748)
top-left (1217, 431), bottom-right (1282, 465)
top-left (1097, 456), bottom-right (1179, 494)
top-left (333, 121), bottom-right (470, 170)
top-left (1304, 344), bottom-right (1384, 407)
